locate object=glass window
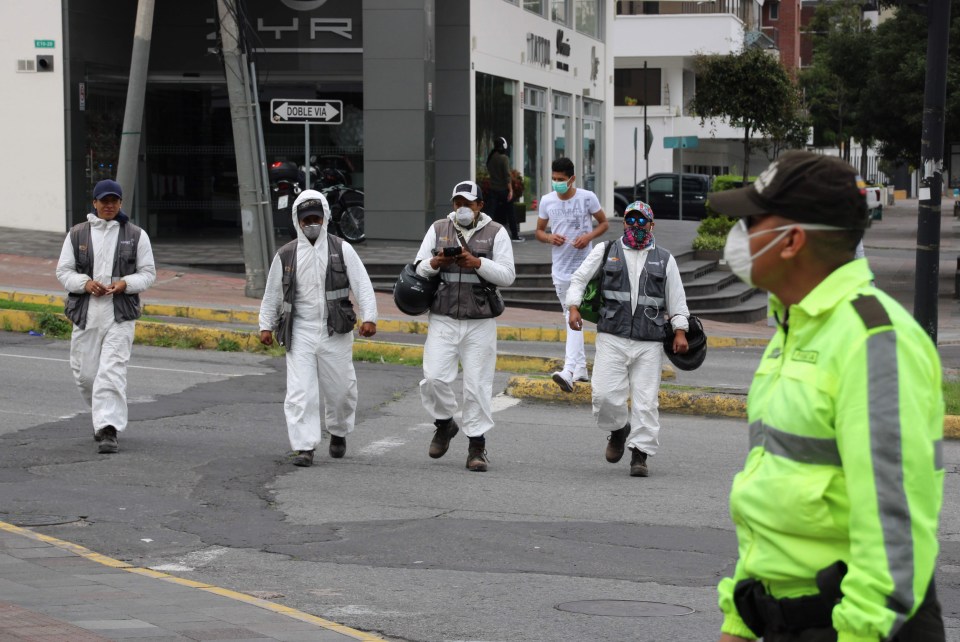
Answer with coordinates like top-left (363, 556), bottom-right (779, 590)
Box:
top-left (552, 0), bottom-right (570, 25)
top-left (475, 72), bottom-right (516, 189)
top-left (552, 92), bottom-right (572, 162)
top-left (649, 176), bottom-right (674, 195)
top-left (524, 86), bottom-right (546, 209)
top-left (614, 68), bottom-right (661, 106)
top-left (582, 99), bottom-right (602, 193)
top-left (575, 0), bottom-right (600, 38)
top-left (524, 0), bottom-right (545, 16)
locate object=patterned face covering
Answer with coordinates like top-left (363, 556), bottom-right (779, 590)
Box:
top-left (622, 225), bottom-right (654, 250)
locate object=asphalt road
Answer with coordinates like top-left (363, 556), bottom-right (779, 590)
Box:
top-left (1, 332), bottom-right (958, 641)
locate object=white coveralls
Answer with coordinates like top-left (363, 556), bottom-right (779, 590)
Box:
top-left (55, 213), bottom-right (157, 435)
top-left (566, 239), bottom-right (689, 456)
top-left (414, 213), bottom-right (516, 437)
top-left (259, 190), bottom-right (377, 452)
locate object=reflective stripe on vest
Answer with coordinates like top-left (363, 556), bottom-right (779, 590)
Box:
top-left (748, 420), bottom-right (841, 467)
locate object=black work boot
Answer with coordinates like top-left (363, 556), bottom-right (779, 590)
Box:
top-left (605, 424), bottom-right (630, 463)
top-left (329, 435), bottom-right (346, 459)
top-left (97, 426), bottom-right (118, 454)
top-left (292, 450), bottom-right (315, 467)
top-left (466, 438), bottom-right (488, 472)
top-left (429, 418), bottom-right (459, 459)
top-left (629, 447), bottom-right (649, 477)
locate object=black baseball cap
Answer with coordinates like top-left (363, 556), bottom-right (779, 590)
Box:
top-left (295, 198), bottom-right (327, 220)
top-left (708, 151), bottom-right (869, 229)
top-left (93, 179), bottom-right (122, 200)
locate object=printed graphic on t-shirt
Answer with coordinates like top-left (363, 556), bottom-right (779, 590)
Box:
top-left (539, 189), bottom-right (602, 281)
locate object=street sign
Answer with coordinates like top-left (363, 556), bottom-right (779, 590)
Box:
top-left (270, 99), bottom-right (343, 125)
top-left (663, 135), bottom-right (699, 149)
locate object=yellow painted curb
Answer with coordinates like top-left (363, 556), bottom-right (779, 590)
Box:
top-left (0, 290), bottom-right (770, 347)
top-left (0, 520), bottom-right (384, 641)
top-left (945, 415), bottom-right (960, 440)
top-left (505, 376), bottom-right (746, 417)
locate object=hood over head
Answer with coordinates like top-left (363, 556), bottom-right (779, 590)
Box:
top-left (291, 189), bottom-right (331, 243)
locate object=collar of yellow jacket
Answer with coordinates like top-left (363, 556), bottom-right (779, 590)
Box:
top-left (769, 257), bottom-right (875, 321)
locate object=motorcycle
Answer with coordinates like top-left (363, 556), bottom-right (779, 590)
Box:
top-left (268, 160), bottom-right (302, 239)
top-left (315, 167), bottom-right (365, 244)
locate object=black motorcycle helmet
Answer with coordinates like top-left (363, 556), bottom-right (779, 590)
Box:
top-left (663, 315), bottom-right (707, 371)
top-left (393, 263), bottom-right (440, 316)
top-left (320, 167), bottom-right (346, 188)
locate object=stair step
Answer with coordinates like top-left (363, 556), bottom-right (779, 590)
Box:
top-left (686, 282), bottom-right (758, 310)
top-left (677, 259), bottom-right (718, 283)
top-left (681, 270), bottom-right (739, 296)
top-left (693, 291), bottom-right (770, 323)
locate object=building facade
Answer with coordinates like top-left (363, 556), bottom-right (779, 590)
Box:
top-left (0, 0), bottom-right (612, 242)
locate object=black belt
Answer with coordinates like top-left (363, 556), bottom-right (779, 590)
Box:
top-left (733, 562), bottom-right (847, 637)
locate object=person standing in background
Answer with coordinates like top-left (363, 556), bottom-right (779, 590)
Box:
top-left (485, 137), bottom-right (522, 242)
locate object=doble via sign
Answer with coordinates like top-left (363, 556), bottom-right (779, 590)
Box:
top-left (271, 99), bottom-right (343, 125)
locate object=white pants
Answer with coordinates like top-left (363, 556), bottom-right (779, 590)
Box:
top-left (554, 279), bottom-right (586, 375)
top-left (591, 333), bottom-right (663, 456)
top-left (420, 314), bottom-right (497, 438)
top-left (284, 322), bottom-right (357, 451)
top-left (70, 297), bottom-right (136, 434)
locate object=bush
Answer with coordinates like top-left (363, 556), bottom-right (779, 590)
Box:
top-left (697, 215), bottom-right (737, 237)
top-left (703, 174), bottom-right (757, 219)
top-left (36, 311), bottom-right (71, 339)
top-left (692, 234), bottom-right (729, 252)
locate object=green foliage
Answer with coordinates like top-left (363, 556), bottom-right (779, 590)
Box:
top-left (0, 299), bottom-right (63, 314)
top-left (943, 379), bottom-right (960, 415)
top-left (216, 337), bottom-right (242, 352)
top-left (36, 311), bottom-right (72, 339)
top-left (690, 47), bottom-right (801, 180)
top-left (711, 174), bottom-right (757, 193)
top-left (692, 234), bottom-right (728, 252)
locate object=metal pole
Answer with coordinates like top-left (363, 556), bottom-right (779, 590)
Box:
top-left (249, 61), bottom-right (276, 259)
top-left (633, 127), bottom-right (638, 202)
top-left (217, 0), bottom-right (268, 297)
top-left (115, 0), bottom-right (155, 213)
top-left (643, 61), bottom-right (649, 204)
top-left (678, 144), bottom-right (683, 222)
top-left (304, 124), bottom-right (311, 191)
top-left (913, 0), bottom-right (951, 343)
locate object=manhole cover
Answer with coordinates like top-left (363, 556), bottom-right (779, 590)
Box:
top-left (555, 600), bottom-right (695, 617)
top-left (1, 514), bottom-right (83, 527)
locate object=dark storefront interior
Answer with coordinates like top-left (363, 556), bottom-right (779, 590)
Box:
top-left (65, 0), bottom-right (363, 239)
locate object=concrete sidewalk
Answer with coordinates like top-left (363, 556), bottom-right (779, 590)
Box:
top-left (0, 520), bottom-right (386, 641)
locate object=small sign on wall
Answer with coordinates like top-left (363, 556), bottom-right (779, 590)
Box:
top-left (79, 82), bottom-right (86, 111)
top-left (34, 40), bottom-right (55, 48)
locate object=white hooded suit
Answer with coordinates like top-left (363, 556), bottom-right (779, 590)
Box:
top-left (258, 190), bottom-right (377, 452)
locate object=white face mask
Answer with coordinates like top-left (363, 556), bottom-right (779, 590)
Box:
top-left (455, 206), bottom-right (476, 226)
top-left (723, 219), bottom-right (847, 287)
top-left (302, 223), bottom-right (323, 241)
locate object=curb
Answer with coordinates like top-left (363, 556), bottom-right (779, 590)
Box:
top-left (505, 375), bottom-right (960, 439)
top-left (0, 289), bottom-right (769, 348)
top-left (0, 520), bottom-right (384, 641)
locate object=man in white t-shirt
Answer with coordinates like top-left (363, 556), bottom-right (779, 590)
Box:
top-left (535, 157), bottom-right (609, 392)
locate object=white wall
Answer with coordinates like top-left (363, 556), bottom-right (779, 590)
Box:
top-left (470, 1), bottom-right (613, 209)
top-left (0, 0), bottom-right (65, 232)
top-left (613, 14), bottom-right (743, 59)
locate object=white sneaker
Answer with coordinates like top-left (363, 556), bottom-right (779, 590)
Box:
top-left (573, 368), bottom-right (590, 383)
top-left (551, 370), bottom-right (574, 393)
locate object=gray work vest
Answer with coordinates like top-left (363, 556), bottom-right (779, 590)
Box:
top-left (274, 235), bottom-right (356, 349)
top-left (596, 242), bottom-right (671, 342)
top-left (430, 219), bottom-right (503, 320)
top-left (64, 221), bottom-right (143, 330)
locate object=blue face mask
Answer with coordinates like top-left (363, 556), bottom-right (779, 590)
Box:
top-left (552, 179), bottom-right (570, 195)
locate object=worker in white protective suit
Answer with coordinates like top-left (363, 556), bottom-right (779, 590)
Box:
top-left (413, 180), bottom-right (515, 472)
top-left (55, 179), bottom-right (157, 454)
top-left (565, 201), bottom-right (689, 478)
top-left (259, 190), bottom-right (377, 467)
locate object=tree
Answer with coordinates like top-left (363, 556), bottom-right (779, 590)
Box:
top-left (690, 48), bottom-right (799, 182)
top-left (800, 0), bottom-right (878, 175)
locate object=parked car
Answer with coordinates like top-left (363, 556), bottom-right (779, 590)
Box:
top-left (613, 173), bottom-right (712, 220)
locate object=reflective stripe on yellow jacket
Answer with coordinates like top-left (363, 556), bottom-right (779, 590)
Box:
top-left (717, 259), bottom-right (945, 641)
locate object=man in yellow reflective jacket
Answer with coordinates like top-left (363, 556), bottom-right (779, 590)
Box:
top-left (709, 151), bottom-right (945, 642)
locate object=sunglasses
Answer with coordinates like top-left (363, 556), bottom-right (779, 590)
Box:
top-left (624, 215), bottom-right (649, 226)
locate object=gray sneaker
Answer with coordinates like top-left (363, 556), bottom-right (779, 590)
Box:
top-left (551, 370), bottom-right (574, 393)
top-left (429, 418), bottom-right (459, 459)
top-left (97, 426), bottom-right (118, 454)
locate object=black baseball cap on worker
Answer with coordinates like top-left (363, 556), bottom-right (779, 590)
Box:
top-left (708, 150), bottom-right (869, 230)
